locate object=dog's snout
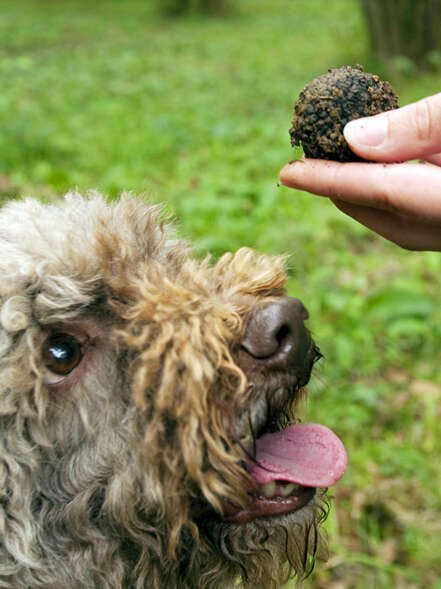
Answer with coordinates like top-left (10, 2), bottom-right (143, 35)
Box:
top-left (241, 297), bottom-right (311, 369)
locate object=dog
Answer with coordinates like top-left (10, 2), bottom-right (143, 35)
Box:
top-left (0, 193), bottom-right (347, 588)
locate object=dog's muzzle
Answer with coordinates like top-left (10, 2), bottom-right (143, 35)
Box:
top-left (223, 297), bottom-right (347, 524)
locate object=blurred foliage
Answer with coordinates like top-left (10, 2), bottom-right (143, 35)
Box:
top-left (153, 0), bottom-right (231, 17)
top-left (0, 1), bottom-right (441, 587)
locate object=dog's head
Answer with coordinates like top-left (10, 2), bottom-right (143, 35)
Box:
top-left (0, 193), bottom-right (346, 589)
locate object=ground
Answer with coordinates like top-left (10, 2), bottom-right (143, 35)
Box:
top-left (0, 1), bottom-right (440, 587)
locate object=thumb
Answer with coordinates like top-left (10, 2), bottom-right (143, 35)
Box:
top-left (343, 92), bottom-right (441, 162)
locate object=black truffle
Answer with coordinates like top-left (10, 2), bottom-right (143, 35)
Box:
top-left (289, 65), bottom-right (399, 162)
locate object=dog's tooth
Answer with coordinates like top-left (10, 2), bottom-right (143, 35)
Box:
top-left (279, 483), bottom-right (296, 496)
top-left (260, 481), bottom-right (276, 497)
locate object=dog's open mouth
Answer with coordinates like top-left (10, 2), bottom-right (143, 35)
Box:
top-left (224, 423), bottom-right (347, 524)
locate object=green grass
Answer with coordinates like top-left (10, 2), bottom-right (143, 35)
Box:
top-left (1, 1), bottom-right (441, 586)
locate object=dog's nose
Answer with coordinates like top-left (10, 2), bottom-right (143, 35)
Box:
top-left (241, 297), bottom-right (311, 369)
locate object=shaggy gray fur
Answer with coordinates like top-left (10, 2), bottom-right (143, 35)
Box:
top-left (0, 194), bottom-right (327, 588)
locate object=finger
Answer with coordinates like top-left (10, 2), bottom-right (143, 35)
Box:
top-left (331, 199), bottom-right (441, 251)
top-left (344, 93), bottom-right (441, 162)
top-left (422, 153), bottom-right (441, 167)
top-left (279, 159), bottom-right (441, 221)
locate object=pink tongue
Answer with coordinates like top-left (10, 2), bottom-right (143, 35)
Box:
top-left (248, 423), bottom-right (347, 488)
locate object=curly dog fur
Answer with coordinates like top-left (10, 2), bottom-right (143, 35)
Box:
top-left (0, 193), bottom-right (329, 588)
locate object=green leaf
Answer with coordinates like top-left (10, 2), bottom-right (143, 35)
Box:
top-left (366, 288), bottom-right (436, 321)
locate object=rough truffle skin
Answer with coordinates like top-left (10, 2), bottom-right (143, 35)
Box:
top-left (290, 65), bottom-right (399, 162)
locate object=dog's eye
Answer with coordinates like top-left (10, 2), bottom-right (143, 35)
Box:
top-left (42, 333), bottom-right (84, 376)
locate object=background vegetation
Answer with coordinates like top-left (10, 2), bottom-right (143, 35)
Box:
top-left (1, 1), bottom-right (440, 587)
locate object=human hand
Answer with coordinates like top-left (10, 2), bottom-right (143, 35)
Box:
top-left (279, 93), bottom-right (441, 251)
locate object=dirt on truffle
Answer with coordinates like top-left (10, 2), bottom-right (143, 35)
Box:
top-left (290, 65), bottom-right (399, 162)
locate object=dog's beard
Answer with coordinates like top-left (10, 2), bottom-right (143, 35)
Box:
top-left (188, 491), bottom-right (330, 589)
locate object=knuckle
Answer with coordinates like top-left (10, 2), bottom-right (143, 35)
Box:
top-left (371, 188), bottom-right (394, 211)
top-left (325, 163), bottom-right (346, 199)
top-left (413, 98), bottom-right (436, 144)
top-left (368, 173), bottom-right (397, 211)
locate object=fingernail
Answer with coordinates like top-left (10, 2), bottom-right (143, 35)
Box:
top-left (344, 115), bottom-right (387, 148)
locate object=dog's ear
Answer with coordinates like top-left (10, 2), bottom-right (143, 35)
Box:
top-left (0, 324), bottom-right (44, 584)
top-left (0, 291), bottom-right (51, 583)
top-left (0, 423), bottom-right (43, 580)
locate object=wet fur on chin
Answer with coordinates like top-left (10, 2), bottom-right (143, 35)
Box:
top-left (115, 495), bottom-right (329, 589)
top-left (191, 493), bottom-right (330, 589)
